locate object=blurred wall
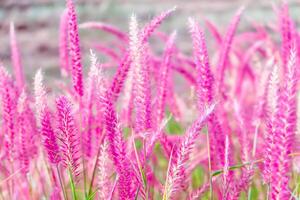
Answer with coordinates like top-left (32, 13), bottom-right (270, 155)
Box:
top-left (0, 0), bottom-right (299, 83)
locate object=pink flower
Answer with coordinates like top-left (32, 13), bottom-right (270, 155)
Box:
top-left (102, 90), bottom-right (136, 199)
top-left (56, 96), bottom-right (80, 178)
top-left (163, 104), bottom-right (215, 199)
top-left (156, 32), bottom-right (176, 126)
top-left (10, 22), bottom-right (25, 91)
top-left (66, 0), bottom-right (84, 96)
top-left (0, 66), bottom-right (17, 161)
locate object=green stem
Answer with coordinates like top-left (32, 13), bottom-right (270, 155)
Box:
top-left (57, 165), bottom-right (68, 200)
top-left (87, 129), bottom-right (106, 197)
top-left (87, 146), bottom-right (101, 196)
top-left (206, 128), bottom-right (213, 200)
top-left (79, 97), bottom-right (87, 198)
top-left (267, 183), bottom-right (270, 200)
top-left (69, 169), bottom-right (77, 200)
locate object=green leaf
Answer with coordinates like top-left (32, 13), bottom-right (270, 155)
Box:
top-left (135, 138), bottom-right (143, 150)
top-left (69, 169), bottom-right (78, 200)
top-left (192, 166), bottom-right (205, 189)
top-left (165, 113), bottom-right (183, 135)
top-left (200, 191), bottom-right (210, 200)
top-left (247, 185), bottom-right (259, 200)
top-left (123, 127), bottom-right (131, 138)
top-left (86, 190), bottom-right (97, 200)
top-left (212, 163), bottom-right (245, 177)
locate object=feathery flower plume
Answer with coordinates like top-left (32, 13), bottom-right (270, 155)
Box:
top-left (189, 18), bottom-right (214, 112)
top-left (163, 104), bottom-right (215, 200)
top-left (41, 109), bottom-right (61, 165)
top-left (156, 32), bottom-right (176, 126)
top-left (140, 6), bottom-right (176, 43)
top-left (121, 14), bottom-right (139, 126)
top-left (10, 22), bottom-right (25, 92)
top-left (17, 91), bottom-right (30, 174)
top-left (59, 9), bottom-right (70, 77)
top-left (34, 69), bottom-right (61, 164)
top-left (56, 96), bottom-right (80, 178)
top-left (34, 69), bottom-right (47, 124)
top-left (98, 141), bottom-right (112, 200)
top-left (263, 64), bottom-right (280, 183)
top-left (102, 90), bottom-right (136, 199)
top-left (108, 8), bottom-right (175, 104)
top-left (129, 14), bottom-right (152, 133)
top-left (233, 100), bottom-right (251, 163)
top-left (189, 18), bottom-right (224, 169)
top-left (217, 7), bottom-right (244, 96)
top-left (10, 22), bottom-right (25, 91)
top-left (270, 46), bottom-right (298, 199)
top-left (84, 50), bottom-right (103, 157)
top-left (79, 22), bottom-right (128, 41)
top-left (108, 53), bottom-right (132, 103)
top-left (188, 183), bottom-right (210, 200)
top-left (278, 2), bottom-right (295, 71)
top-left (0, 66), bottom-right (17, 161)
top-left (66, 0), bottom-right (84, 96)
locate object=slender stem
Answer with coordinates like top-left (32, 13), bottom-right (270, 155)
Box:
top-left (248, 121), bottom-right (260, 200)
top-left (82, 155), bottom-right (87, 198)
top-left (26, 174), bottom-right (33, 199)
top-left (206, 128), bottom-right (213, 200)
top-left (267, 183), bottom-right (270, 200)
top-left (247, 187), bottom-right (252, 200)
top-left (108, 176), bottom-right (118, 200)
top-left (79, 97), bottom-right (87, 198)
top-left (43, 152), bottom-right (57, 186)
top-left (56, 165), bottom-right (68, 200)
top-left (87, 146), bottom-right (101, 196)
top-left (35, 162), bottom-right (47, 198)
top-left (87, 128), bottom-right (106, 197)
top-left (212, 152), bottom-right (300, 177)
top-left (10, 160), bottom-right (14, 198)
top-left (69, 169), bottom-right (77, 200)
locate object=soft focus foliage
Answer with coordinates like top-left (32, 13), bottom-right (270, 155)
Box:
top-left (1, 1), bottom-right (300, 200)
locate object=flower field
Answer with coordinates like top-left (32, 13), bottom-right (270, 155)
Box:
top-left (0, 0), bottom-right (300, 199)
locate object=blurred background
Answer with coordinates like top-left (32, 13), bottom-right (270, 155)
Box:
top-left (0, 0), bottom-right (299, 83)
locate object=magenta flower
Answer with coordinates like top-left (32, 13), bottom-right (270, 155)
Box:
top-left (66, 0), bottom-right (84, 97)
top-left (163, 104), bottom-right (215, 199)
top-left (17, 91), bottom-right (30, 174)
top-left (10, 22), bottom-right (25, 91)
top-left (269, 46), bottom-right (298, 199)
top-left (189, 18), bottom-right (214, 112)
top-left (56, 96), bottom-right (80, 178)
top-left (189, 18), bottom-right (224, 169)
top-left (217, 7), bottom-right (244, 96)
top-left (41, 109), bottom-right (61, 165)
top-left (98, 141), bottom-right (113, 200)
top-left (102, 90), bottom-right (136, 199)
top-left (156, 32), bottom-right (176, 126)
top-left (0, 66), bottom-right (17, 161)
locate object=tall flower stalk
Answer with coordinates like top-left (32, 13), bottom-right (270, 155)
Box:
top-left (66, 0), bottom-right (84, 97)
top-left (268, 46), bottom-right (298, 199)
top-left (163, 104), bottom-right (215, 200)
top-left (10, 22), bottom-right (25, 91)
top-left (56, 96), bottom-right (80, 180)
